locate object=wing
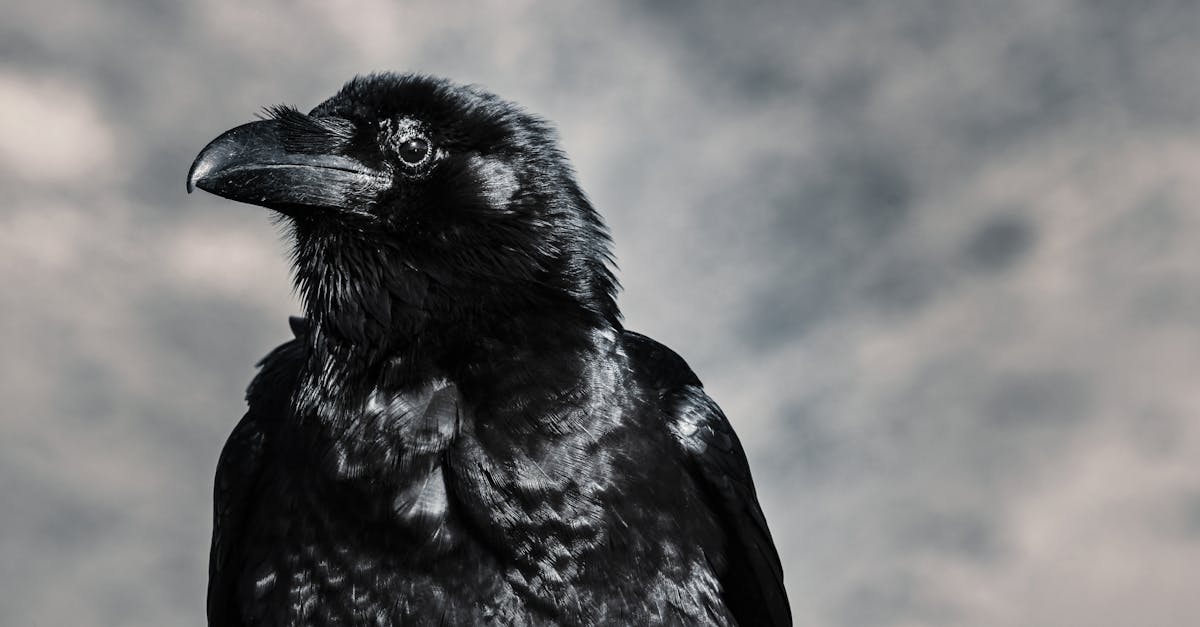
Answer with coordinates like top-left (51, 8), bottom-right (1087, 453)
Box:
top-left (623, 330), bottom-right (792, 627)
top-left (208, 320), bottom-right (306, 626)
top-left (208, 410), bottom-right (267, 627)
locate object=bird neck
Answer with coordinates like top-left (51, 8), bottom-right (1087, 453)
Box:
top-left (295, 306), bottom-right (619, 407)
top-left (289, 227), bottom-right (622, 423)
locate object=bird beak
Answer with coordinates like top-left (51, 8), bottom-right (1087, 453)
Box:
top-left (187, 119), bottom-right (388, 214)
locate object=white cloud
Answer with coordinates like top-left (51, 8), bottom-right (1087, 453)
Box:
top-left (0, 71), bottom-right (118, 185)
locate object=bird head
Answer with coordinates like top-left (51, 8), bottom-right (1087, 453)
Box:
top-left (188, 74), bottom-right (618, 369)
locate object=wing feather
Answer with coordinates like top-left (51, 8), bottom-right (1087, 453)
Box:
top-left (207, 326), bottom-right (305, 626)
top-left (623, 330), bottom-right (791, 626)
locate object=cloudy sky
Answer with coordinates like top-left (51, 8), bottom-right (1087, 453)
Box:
top-left (3, 1), bottom-right (1200, 625)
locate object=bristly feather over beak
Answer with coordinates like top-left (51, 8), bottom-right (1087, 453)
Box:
top-left (187, 113), bottom-right (389, 215)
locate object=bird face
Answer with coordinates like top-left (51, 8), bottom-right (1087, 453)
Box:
top-left (188, 74), bottom-right (552, 234)
top-left (188, 74), bottom-right (618, 345)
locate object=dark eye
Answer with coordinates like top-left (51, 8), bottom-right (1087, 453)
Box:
top-left (397, 136), bottom-right (431, 165)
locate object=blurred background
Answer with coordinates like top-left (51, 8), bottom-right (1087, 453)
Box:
top-left (3, 1), bottom-right (1200, 625)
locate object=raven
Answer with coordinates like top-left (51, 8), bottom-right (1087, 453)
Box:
top-left (187, 73), bottom-right (790, 626)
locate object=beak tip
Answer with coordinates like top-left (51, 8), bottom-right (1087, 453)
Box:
top-left (186, 153), bottom-right (213, 195)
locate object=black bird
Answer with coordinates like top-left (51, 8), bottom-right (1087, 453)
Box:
top-left (187, 73), bottom-right (790, 626)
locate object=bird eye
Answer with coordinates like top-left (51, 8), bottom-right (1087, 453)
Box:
top-left (397, 136), bottom-right (431, 166)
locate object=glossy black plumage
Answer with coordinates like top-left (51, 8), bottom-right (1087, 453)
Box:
top-left (189, 73), bottom-right (790, 626)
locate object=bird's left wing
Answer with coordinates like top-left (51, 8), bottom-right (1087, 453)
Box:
top-left (623, 330), bottom-right (792, 627)
top-left (666, 385), bottom-right (791, 626)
